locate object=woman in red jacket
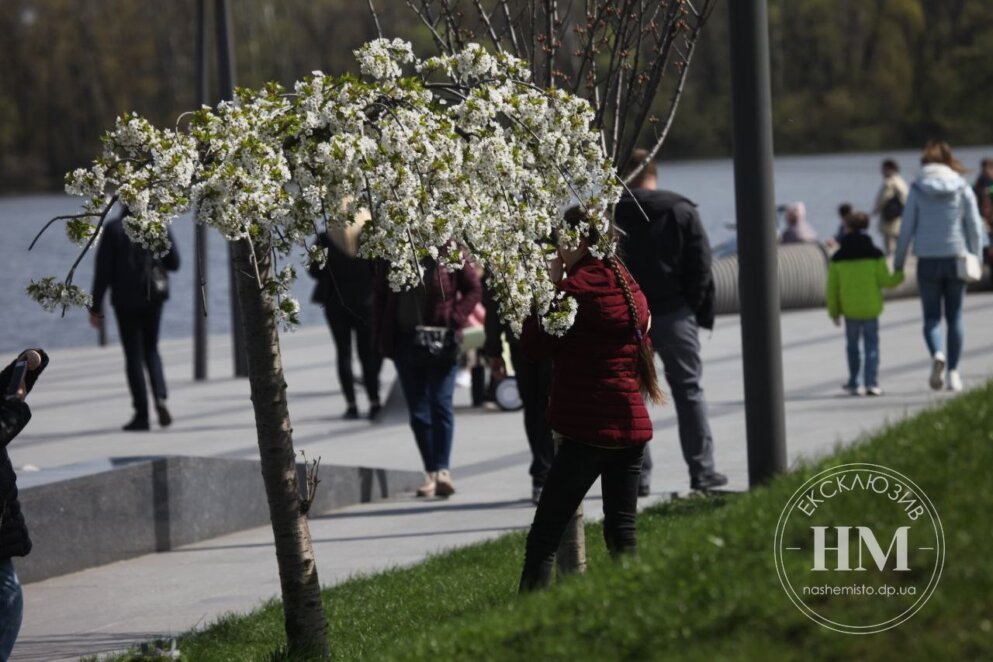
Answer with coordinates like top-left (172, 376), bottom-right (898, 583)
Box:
top-left (519, 208), bottom-right (664, 591)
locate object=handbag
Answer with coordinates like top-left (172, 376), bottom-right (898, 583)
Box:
top-left (956, 252), bottom-right (982, 283)
top-left (412, 325), bottom-right (459, 367)
top-left (150, 262), bottom-right (170, 300)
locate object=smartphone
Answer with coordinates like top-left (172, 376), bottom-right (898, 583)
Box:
top-left (5, 361), bottom-right (28, 400)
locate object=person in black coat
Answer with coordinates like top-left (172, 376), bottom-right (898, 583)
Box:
top-left (614, 149), bottom-right (727, 494)
top-left (482, 277), bottom-right (554, 504)
top-left (0, 349), bottom-right (46, 660)
top-left (307, 220), bottom-right (382, 420)
top-left (89, 207), bottom-right (179, 431)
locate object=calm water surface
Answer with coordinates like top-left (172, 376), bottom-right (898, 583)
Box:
top-left (2, 145), bottom-right (991, 354)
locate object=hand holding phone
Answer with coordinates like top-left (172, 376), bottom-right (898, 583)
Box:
top-left (5, 361), bottom-right (28, 401)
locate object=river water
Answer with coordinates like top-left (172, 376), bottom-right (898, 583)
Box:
top-left (2, 145), bottom-right (991, 354)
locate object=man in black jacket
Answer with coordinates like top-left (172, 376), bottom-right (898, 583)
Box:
top-left (90, 208), bottom-right (179, 431)
top-left (615, 149), bottom-right (727, 493)
top-left (0, 349), bottom-right (46, 660)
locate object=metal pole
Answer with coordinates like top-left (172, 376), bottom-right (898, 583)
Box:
top-left (727, 0), bottom-right (787, 486)
top-left (193, 0), bottom-right (209, 381)
top-left (215, 0), bottom-right (249, 378)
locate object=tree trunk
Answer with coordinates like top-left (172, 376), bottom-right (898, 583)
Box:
top-left (230, 238), bottom-right (329, 658)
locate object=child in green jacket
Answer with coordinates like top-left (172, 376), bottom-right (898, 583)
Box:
top-left (826, 212), bottom-right (904, 395)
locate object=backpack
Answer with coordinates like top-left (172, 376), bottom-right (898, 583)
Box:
top-left (881, 195), bottom-right (903, 222)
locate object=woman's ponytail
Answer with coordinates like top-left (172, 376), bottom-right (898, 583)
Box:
top-left (606, 255), bottom-right (665, 405)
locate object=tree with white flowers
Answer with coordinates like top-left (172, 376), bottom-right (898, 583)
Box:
top-left (28, 39), bottom-right (620, 657)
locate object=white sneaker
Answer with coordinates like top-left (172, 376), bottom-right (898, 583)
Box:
top-left (455, 369), bottom-right (472, 389)
top-left (866, 386), bottom-right (883, 396)
top-left (947, 370), bottom-right (963, 392)
top-left (435, 469), bottom-right (455, 497)
top-left (416, 472), bottom-right (437, 497)
top-left (929, 353), bottom-right (946, 391)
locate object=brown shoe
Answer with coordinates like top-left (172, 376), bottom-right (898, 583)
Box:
top-left (416, 472), bottom-right (437, 497)
top-left (435, 469), bottom-right (455, 497)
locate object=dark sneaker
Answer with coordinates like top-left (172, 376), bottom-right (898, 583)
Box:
top-left (343, 405), bottom-right (360, 420)
top-left (368, 402), bottom-right (382, 421)
top-left (691, 471), bottom-right (728, 491)
top-left (155, 401), bottom-right (172, 427)
top-left (123, 417), bottom-right (150, 432)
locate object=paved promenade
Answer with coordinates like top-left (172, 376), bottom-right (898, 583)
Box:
top-left (10, 293), bottom-right (993, 660)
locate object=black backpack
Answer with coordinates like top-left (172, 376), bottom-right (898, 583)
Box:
top-left (881, 195), bottom-right (904, 222)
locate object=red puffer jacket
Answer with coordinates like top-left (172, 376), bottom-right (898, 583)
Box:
top-left (521, 254), bottom-right (653, 446)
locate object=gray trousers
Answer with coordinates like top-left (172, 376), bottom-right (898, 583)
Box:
top-left (642, 305), bottom-right (716, 484)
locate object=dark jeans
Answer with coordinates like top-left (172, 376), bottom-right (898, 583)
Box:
top-left (115, 305), bottom-right (167, 419)
top-left (519, 439), bottom-right (645, 591)
top-left (643, 305), bottom-right (716, 484)
top-left (0, 558), bottom-right (21, 661)
top-left (509, 340), bottom-right (554, 488)
top-left (844, 318), bottom-right (880, 388)
top-left (917, 257), bottom-right (966, 370)
top-left (324, 303), bottom-right (381, 406)
top-left (393, 334), bottom-right (458, 472)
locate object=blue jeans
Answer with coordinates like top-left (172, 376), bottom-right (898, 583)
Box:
top-left (0, 558), bottom-right (22, 661)
top-left (393, 335), bottom-right (458, 472)
top-left (916, 257), bottom-right (966, 370)
top-left (844, 318), bottom-right (880, 388)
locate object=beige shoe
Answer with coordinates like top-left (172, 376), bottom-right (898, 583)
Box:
top-left (416, 472), bottom-right (437, 497)
top-left (435, 469), bottom-right (455, 497)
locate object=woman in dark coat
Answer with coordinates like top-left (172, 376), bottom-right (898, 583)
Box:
top-left (373, 246), bottom-right (482, 498)
top-left (0, 349), bottom-right (46, 660)
top-left (518, 209), bottom-right (664, 591)
top-left (308, 218), bottom-right (382, 420)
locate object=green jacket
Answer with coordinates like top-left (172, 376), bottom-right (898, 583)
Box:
top-left (826, 232), bottom-right (904, 320)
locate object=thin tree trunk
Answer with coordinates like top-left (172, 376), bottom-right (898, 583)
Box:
top-left (231, 238), bottom-right (329, 658)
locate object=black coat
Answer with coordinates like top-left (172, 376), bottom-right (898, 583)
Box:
top-left (91, 215), bottom-right (180, 314)
top-left (0, 372), bottom-right (33, 559)
top-left (614, 189), bottom-right (716, 330)
top-left (307, 233), bottom-right (374, 313)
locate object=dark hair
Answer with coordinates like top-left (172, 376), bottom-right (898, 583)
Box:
top-left (837, 202), bottom-right (852, 219)
top-left (846, 211), bottom-right (870, 231)
top-left (562, 206), bottom-right (664, 405)
top-left (882, 159), bottom-right (899, 172)
top-left (621, 148), bottom-right (656, 185)
top-left (981, 158), bottom-right (993, 170)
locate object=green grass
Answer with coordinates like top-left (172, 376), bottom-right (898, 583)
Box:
top-left (118, 383), bottom-right (993, 661)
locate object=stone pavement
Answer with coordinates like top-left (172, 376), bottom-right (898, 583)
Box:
top-left (10, 293), bottom-right (993, 661)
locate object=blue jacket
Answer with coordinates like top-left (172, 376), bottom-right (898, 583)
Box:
top-left (894, 164), bottom-right (984, 271)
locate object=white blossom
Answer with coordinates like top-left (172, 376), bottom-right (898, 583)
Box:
top-left (35, 40), bottom-right (621, 334)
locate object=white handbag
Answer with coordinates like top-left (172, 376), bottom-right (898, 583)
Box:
top-left (956, 252), bottom-right (982, 283)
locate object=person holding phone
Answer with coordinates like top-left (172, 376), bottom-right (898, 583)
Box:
top-left (0, 348), bottom-right (47, 660)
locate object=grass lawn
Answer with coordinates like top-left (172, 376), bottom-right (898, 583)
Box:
top-left (117, 383), bottom-right (993, 661)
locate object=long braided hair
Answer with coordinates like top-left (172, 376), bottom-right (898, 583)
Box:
top-left (562, 207), bottom-right (665, 404)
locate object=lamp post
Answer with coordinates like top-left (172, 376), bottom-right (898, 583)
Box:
top-left (727, 0), bottom-right (788, 485)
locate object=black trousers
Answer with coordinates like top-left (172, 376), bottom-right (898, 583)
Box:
top-left (519, 439), bottom-right (645, 591)
top-left (509, 340), bottom-right (554, 487)
top-left (115, 305), bottom-right (167, 419)
top-left (324, 303), bottom-right (381, 406)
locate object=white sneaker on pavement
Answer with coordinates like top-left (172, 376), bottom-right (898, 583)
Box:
top-left (929, 353), bottom-right (946, 391)
top-left (416, 472), bottom-right (437, 497)
top-left (435, 469), bottom-right (455, 497)
top-left (947, 370), bottom-right (963, 392)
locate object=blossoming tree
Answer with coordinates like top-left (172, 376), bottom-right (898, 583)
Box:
top-left (28, 39), bottom-right (620, 656)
